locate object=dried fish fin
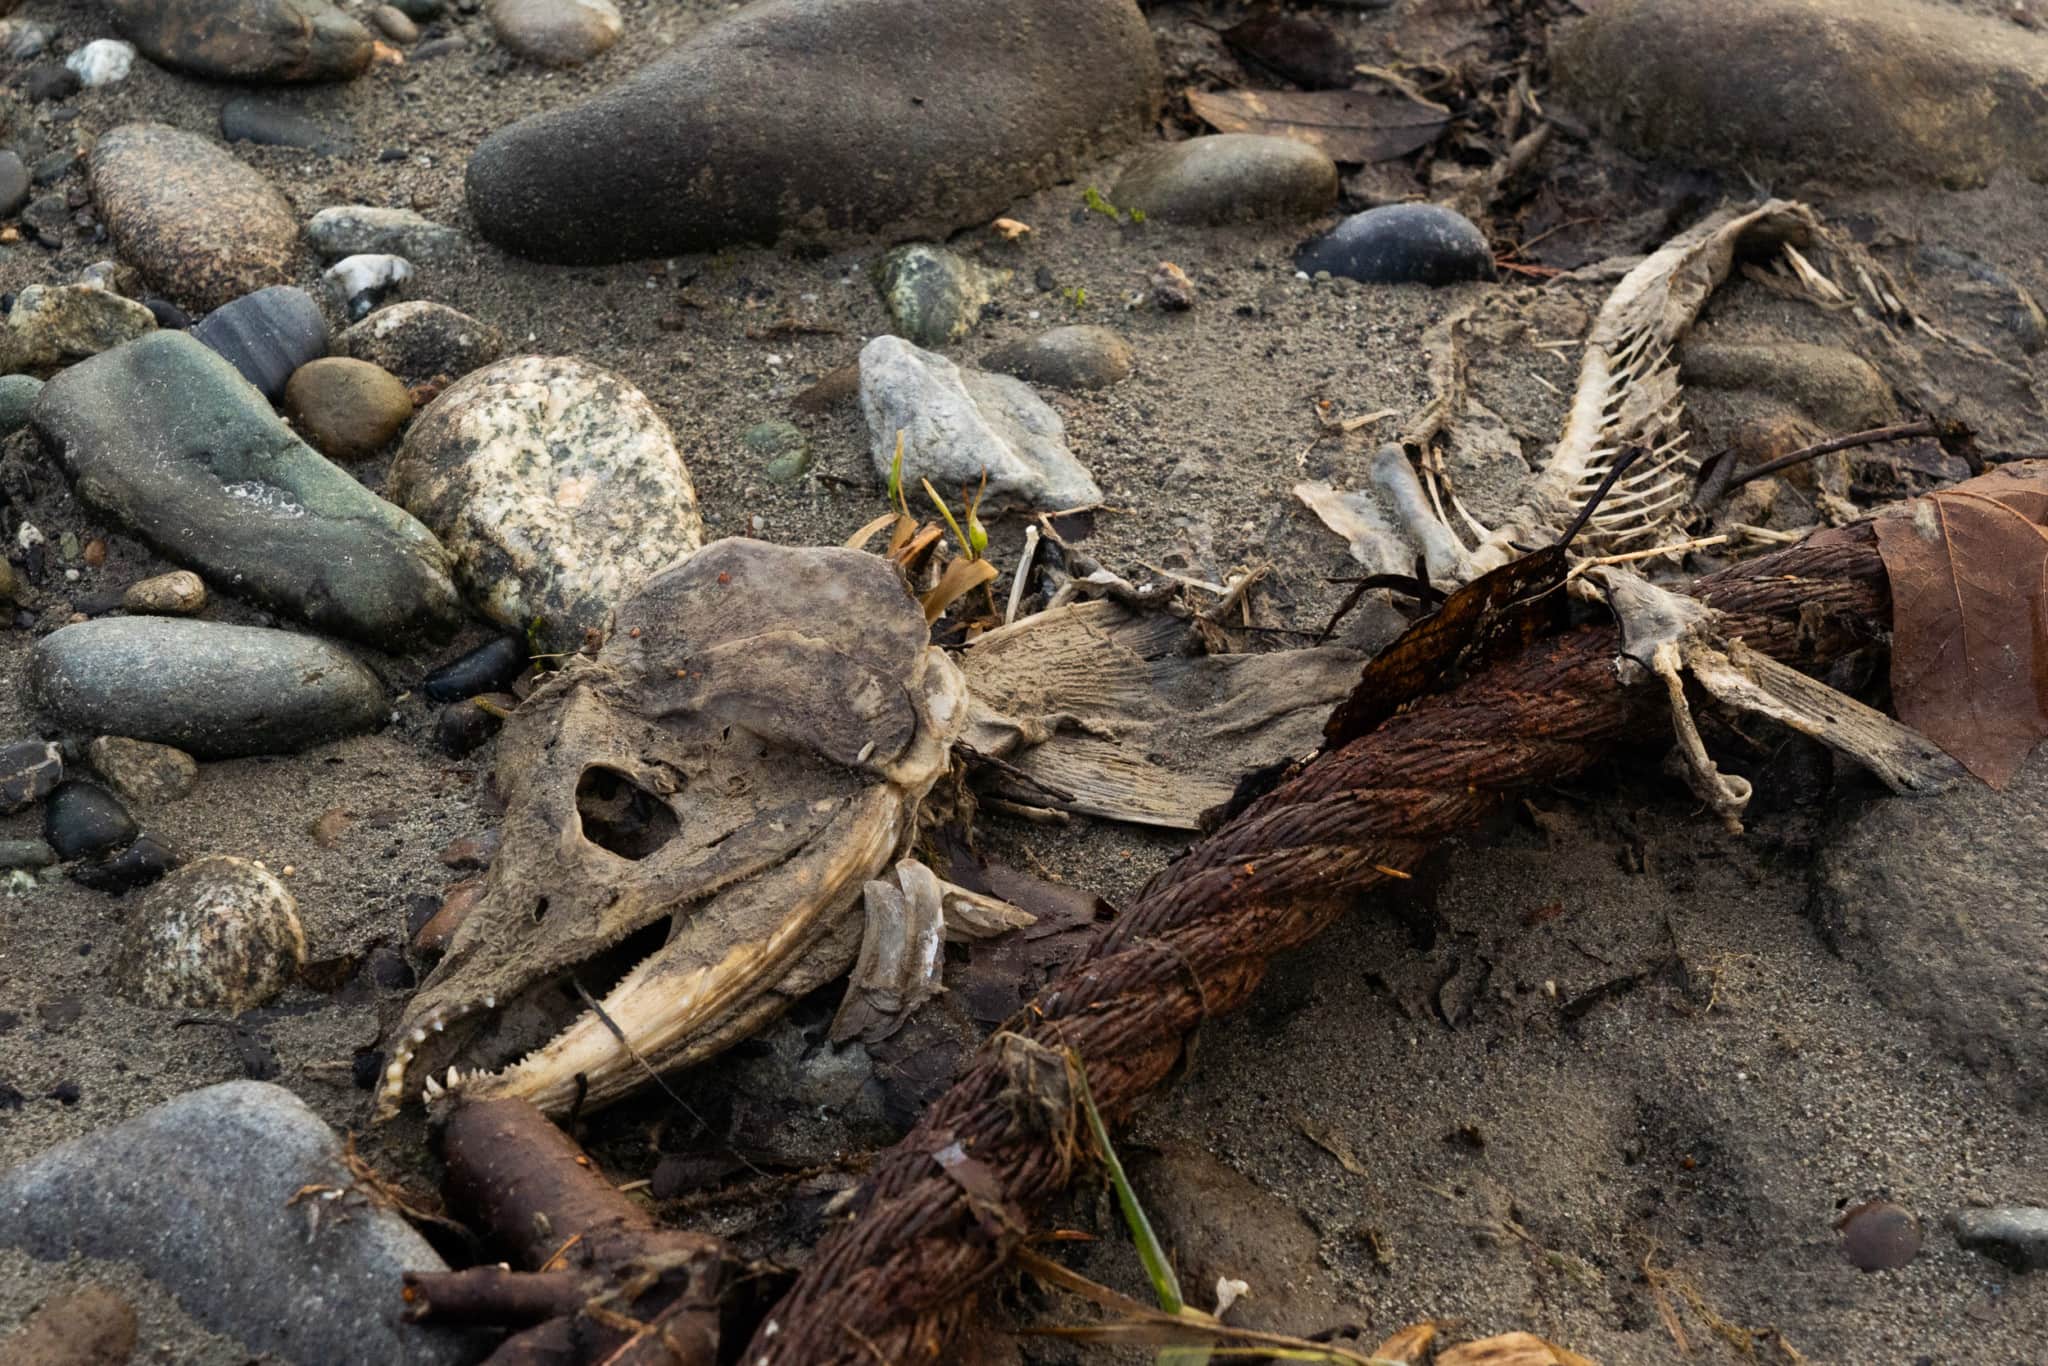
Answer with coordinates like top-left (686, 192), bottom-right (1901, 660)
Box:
top-left (830, 860), bottom-right (946, 1045)
top-left (939, 882), bottom-right (1036, 941)
top-left (1587, 566), bottom-right (1961, 828)
top-left (830, 858), bottom-right (1036, 1043)
top-left (961, 601), bottom-right (1363, 829)
top-left (1687, 640), bottom-right (1964, 795)
top-left (1293, 479), bottom-right (1414, 575)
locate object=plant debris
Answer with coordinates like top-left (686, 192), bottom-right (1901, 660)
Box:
top-left (1185, 87), bottom-right (1451, 165)
top-left (1873, 464), bottom-right (2048, 787)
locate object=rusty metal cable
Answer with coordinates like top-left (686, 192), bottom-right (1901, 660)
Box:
top-left (746, 524), bottom-right (1894, 1364)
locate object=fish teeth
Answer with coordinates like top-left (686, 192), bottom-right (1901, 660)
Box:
top-left (423, 1075), bottom-right (445, 1100)
top-left (409, 1028), bottom-right (427, 1044)
top-left (446, 1066), bottom-right (462, 1087)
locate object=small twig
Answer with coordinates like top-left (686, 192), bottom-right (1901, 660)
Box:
top-left (1315, 569), bottom-right (1443, 645)
top-left (1567, 535), bottom-right (1730, 576)
top-left (1714, 418), bottom-right (1944, 502)
top-left (1004, 525), bottom-right (1041, 625)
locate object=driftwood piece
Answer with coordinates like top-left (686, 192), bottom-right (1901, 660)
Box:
top-left (406, 1098), bottom-right (738, 1366)
top-left (742, 511), bottom-right (1913, 1364)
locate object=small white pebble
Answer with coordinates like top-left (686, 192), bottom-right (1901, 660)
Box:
top-left (280, 864), bottom-right (296, 877)
top-left (66, 38), bottom-right (135, 87)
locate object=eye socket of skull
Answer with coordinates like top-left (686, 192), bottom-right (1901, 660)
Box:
top-left (573, 765), bottom-right (680, 860)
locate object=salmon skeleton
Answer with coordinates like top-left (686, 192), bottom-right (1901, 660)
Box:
top-left (378, 539), bottom-right (967, 1118)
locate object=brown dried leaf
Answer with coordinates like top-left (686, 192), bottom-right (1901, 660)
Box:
top-left (1370, 1321), bottom-right (1439, 1363)
top-left (1437, 1331), bottom-right (1598, 1366)
top-left (921, 556), bottom-right (999, 623)
top-left (1874, 466), bottom-right (2048, 788)
top-left (1221, 13), bottom-right (1356, 90)
top-left (1186, 87), bottom-right (1449, 165)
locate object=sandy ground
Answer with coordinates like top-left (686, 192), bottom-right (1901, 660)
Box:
top-left (2, 0), bottom-right (2046, 1361)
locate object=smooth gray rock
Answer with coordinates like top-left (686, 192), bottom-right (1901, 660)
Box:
top-left (29, 617), bottom-right (387, 758)
top-left (0, 1081), bottom-right (478, 1365)
top-left (0, 149), bottom-right (27, 217)
top-left (308, 205), bottom-right (462, 264)
top-left (337, 301), bottom-right (503, 383)
top-left (221, 95), bottom-right (354, 154)
top-left (387, 355), bottom-right (702, 652)
top-left (0, 838), bottom-right (56, 869)
top-left (0, 18), bottom-right (53, 61)
top-left (873, 243), bottom-right (1007, 348)
top-left (1814, 751), bottom-right (2048, 1112)
top-left (1295, 202), bottom-right (1495, 286)
top-left (981, 325), bottom-right (1134, 391)
top-left (0, 374), bottom-right (41, 435)
top-left (1, 283), bottom-right (157, 374)
top-left (32, 331), bottom-right (463, 647)
top-left (859, 335), bottom-right (1101, 514)
top-left (189, 285), bottom-right (330, 403)
top-left (1554, 0), bottom-right (2048, 189)
top-left (1953, 1208), bottom-right (2048, 1271)
top-left (90, 122), bottom-right (303, 313)
top-left (465, 0), bottom-right (1160, 262)
top-left (111, 0), bottom-right (374, 83)
top-left (1111, 134), bottom-right (1338, 225)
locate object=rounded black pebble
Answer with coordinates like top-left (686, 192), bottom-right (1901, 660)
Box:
top-left (144, 297), bottom-right (192, 330)
top-left (188, 285), bottom-right (330, 403)
top-left (45, 781), bottom-right (138, 862)
top-left (1294, 203), bottom-right (1497, 287)
top-left (422, 636), bottom-right (527, 703)
top-left (24, 63), bottom-right (80, 104)
top-left (47, 1080), bottom-right (81, 1105)
top-left (69, 834), bottom-right (178, 894)
top-left (436, 697), bottom-right (507, 757)
top-left (0, 739), bottom-right (63, 815)
top-left (361, 943), bottom-right (415, 991)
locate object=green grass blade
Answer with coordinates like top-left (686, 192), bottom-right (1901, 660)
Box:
top-left (1073, 1057), bottom-right (1183, 1316)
